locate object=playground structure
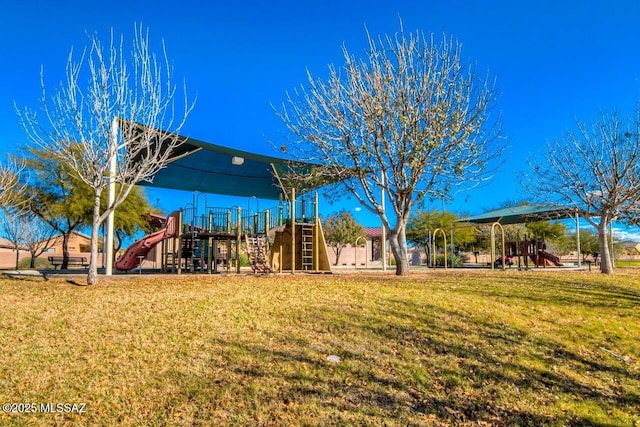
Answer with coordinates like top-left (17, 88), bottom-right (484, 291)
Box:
top-left (428, 220), bottom-right (564, 271)
top-left (486, 223), bottom-right (563, 270)
top-left (115, 190), bottom-right (331, 274)
top-left (502, 239), bottom-right (563, 268)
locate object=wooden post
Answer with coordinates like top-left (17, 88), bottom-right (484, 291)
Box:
top-left (314, 191), bottom-right (319, 272)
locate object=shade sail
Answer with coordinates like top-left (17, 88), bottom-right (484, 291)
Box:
top-left (123, 120), bottom-right (328, 200)
top-left (458, 204), bottom-right (577, 225)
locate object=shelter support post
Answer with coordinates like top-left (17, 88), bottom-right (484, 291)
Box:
top-left (490, 222), bottom-right (506, 270)
top-left (575, 211), bottom-right (581, 267)
top-left (104, 118), bottom-right (118, 276)
top-left (381, 172), bottom-right (387, 271)
top-left (236, 207), bottom-right (241, 274)
top-left (450, 226), bottom-right (455, 270)
top-left (176, 210), bottom-right (182, 274)
top-left (291, 187), bottom-right (296, 274)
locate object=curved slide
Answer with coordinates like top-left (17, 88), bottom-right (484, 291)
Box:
top-left (115, 212), bottom-right (180, 271)
top-left (529, 251), bottom-right (563, 267)
top-left (539, 250), bottom-right (563, 266)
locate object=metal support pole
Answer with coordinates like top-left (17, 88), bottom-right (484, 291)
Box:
top-left (450, 225), bottom-right (455, 270)
top-left (575, 211), bottom-right (581, 267)
top-left (104, 118), bottom-right (118, 276)
top-left (381, 172), bottom-right (387, 271)
top-left (291, 187), bottom-right (296, 273)
top-left (236, 207), bottom-right (242, 274)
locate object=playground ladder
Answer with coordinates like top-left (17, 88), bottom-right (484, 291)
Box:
top-left (301, 224), bottom-right (314, 271)
top-left (245, 234), bottom-right (272, 273)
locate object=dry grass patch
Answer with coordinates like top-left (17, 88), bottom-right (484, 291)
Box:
top-left (0, 270), bottom-right (638, 426)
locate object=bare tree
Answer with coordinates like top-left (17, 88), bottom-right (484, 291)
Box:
top-left (526, 111), bottom-right (640, 274)
top-left (17, 24), bottom-right (194, 284)
top-left (276, 25), bottom-right (503, 275)
top-left (1, 210), bottom-right (56, 269)
top-left (323, 210), bottom-right (365, 266)
top-left (0, 156), bottom-right (27, 209)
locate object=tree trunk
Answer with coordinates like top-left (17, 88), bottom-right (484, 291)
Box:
top-left (15, 248), bottom-right (19, 270)
top-left (61, 233), bottom-right (70, 270)
top-left (598, 221), bottom-right (613, 274)
top-left (389, 225), bottom-right (410, 276)
top-left (87, 193), bottom-right (102, 285)
top-left (333, 245), bottom-right (343, 266)
top-left (30, 251), bottom-right (36, 268)
top-left (422, 243), bottom-right (430, 267)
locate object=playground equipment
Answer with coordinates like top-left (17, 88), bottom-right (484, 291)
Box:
top-left (268, 189), bottom-right (332, 273)
top-left (505, 240), bottom-right (563, 268)
top-left (486, 222), bottom-right (562, 270)
top-left (432, 228), bottom-right (448, 269)
top-left (116, 190), bottom-right (331, 274)
top-left (115, 211), bottom-right (180, 271)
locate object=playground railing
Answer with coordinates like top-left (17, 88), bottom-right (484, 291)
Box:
top-left (180, 192), bottom-right (319, 236)
top-left (293, 194), bottom-right (316, 223)
top-left (181, 206), bottom-right (243, 234)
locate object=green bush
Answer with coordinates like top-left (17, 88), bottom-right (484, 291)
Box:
top-left (239, 252), bottom-right (250, 267)
top-left (433, 254), bottom-right (464, 268)
top-left (18, 257), bottom-right (52, 269)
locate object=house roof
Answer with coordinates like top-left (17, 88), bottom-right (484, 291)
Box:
top-left (363, 227), bottom-right (383, 238)
top-left (0, 237), bottom-right (27, 250)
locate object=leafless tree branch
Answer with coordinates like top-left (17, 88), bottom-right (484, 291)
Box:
top-left (275, 24), bottom-right (504, 275)
top-left (524, 110), bottom-right (640, 274)
top-left (16, 23), bottom-right (194, 284)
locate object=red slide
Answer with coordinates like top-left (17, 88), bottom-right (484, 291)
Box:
top-left (529, 251), bottom-right (563, 267)
top-left (115, 212), bottom-right (180, 271)
top-left (539, 251), bottom-right (563, 266)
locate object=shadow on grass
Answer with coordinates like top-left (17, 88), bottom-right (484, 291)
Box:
top-left (458, 274), bottom-right (640, 309)
top-left (147, 275), bottom-right (639, 425)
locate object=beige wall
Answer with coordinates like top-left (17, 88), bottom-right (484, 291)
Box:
top-left (0, 248), bottom-right (30, 269)
top-left (47, 232), bottom-right (92, 255)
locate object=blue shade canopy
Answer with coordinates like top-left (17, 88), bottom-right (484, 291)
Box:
top-left (458, 204), bottom-right (577, 225)
top-left (124, 121), bottom-right (327, 200)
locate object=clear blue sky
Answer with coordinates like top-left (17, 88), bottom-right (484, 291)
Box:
top-left (2, 1), bottom-right (640, 236)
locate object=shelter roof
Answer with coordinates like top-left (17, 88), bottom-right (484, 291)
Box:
top-left (457, 204), bottom-right (577, 225)
top-left (124, 121), bottom-right (330, 200)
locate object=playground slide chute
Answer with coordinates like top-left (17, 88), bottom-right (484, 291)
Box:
top-left (538, 251), bottom-right (563, 266)
top-left (115, 212), bottom-right (180, 271)
top-left (529, 251), bottom-right (563, 267)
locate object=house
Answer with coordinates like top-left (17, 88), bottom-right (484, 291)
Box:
top-left (35, 231), bottom-right (103, 268)
top-left (323, 226), bottom-right (379, 267)
top-left (45, 231), bottom-right (94, 255)
top-left (620, 241), bottom-right (640, 256)
top-left (0, 237), bottom-right (29, 269)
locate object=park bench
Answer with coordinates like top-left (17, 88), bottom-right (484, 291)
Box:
top-left (47, 256), bottom-right (89, 270)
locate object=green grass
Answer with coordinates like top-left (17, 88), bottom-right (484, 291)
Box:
top-left (615, 259), bottom-right (640, 267)
top-left (0, 270), bottom-right (639, 426)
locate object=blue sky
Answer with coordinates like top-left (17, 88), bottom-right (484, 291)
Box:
top-left (2, 1), bottom-right (640, 237)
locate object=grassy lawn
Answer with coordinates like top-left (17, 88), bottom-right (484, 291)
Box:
top-left (615, 259), bottom-right (640, 268)
top-left (0, 270), bottom-right (638, 426)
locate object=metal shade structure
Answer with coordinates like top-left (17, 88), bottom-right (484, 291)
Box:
top-left (457, 204), bottom-right (578, 225)
top-left (458, 203), bottom-right (583, 270)
top-left (124, 120), bottom-right (330, 200)
top-left (103, 120), bottom-right (335, 276)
